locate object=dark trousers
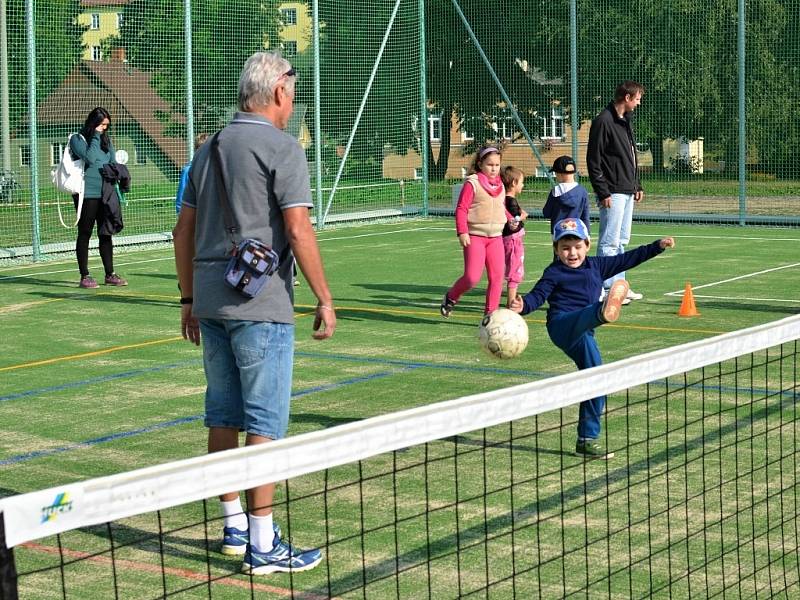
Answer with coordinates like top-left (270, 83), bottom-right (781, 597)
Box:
top-left (546, 303), bottom-right (606, 441)
top-left (74, 196), bottom-right (114, 277)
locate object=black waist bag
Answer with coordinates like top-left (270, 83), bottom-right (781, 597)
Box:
top-left (224, 239), bottom-right (280, 298)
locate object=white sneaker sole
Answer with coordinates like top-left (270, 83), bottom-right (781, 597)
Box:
top-left (242, 555), bottom-right (323, 575)
top-left (575, 450), bottom-right (615, 460)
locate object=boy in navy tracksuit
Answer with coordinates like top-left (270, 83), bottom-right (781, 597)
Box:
top-left (542, 155), bottom-right (590, 236)
top-left (510, 218), bottom-right (675, 459)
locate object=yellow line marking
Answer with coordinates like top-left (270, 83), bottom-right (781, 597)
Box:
top-left (603, 322), bottom-right (726, 335)
top-left (0, 337), bottom-right (183, 373)
top-left (295, 304), bottom-right (727, 335)
top-left (0, 298), bottom-right (65, 315)
top-left (0, 292), bottom-right (179, 313)
top-left (95, 291), bottom-right (178, 301)
top-left (1, 305), bottom-right (725, 372)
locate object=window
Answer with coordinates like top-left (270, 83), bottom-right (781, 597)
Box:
top-left (51, 142), bottom-right (65, 166)
top-left (19, 145), bottom-right (30, 167)
top-left (283, 41), bottom-right (297, 58)
top-left (499, 116), bottom-right (516, 140)
top-left (116, 12), bottom-right (123, 30)
top-left (541, 106), bottom-right (564, 140)
top-left (90, 13), bottom-right (100, 29)
top-left (91, 46), bottom-right (102, 61)
top-left (461, 117), bottom-right (476, 142)
top-left (281, 8), bottom-right (297, 25)
top-left (428, 113), bottom-right (442, 142)
top-left (460, 167), bottom-right (467, 178)
top-left (413, 167), bottom-right (422, 180)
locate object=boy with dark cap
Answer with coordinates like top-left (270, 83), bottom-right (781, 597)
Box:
top-left (510, 217), bottom-right (675, 459)
top-left (542, 155), bottom-right (590, 237)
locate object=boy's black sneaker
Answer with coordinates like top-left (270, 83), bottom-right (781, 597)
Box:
top-left (440, 294), bottom-right (456, 318)
top-left (575, 440), bottom-right (614, 460)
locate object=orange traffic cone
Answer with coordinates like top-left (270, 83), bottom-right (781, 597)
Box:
top-left (678, 282), bottom-right (700, 317)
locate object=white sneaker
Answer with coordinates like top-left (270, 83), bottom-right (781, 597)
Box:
top-left (626, 289), bottom-right (644, 301)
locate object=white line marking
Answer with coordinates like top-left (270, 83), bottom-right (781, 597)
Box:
top-left (0, 257), bottom-right (173, 281)
top-left (317, 226), bottom-right (450, 242)
top-left (677, 294), bottom-right (800, 304)
top-left (646, 233), bottom-right (800, 242)
top-left (665, 262), bottom-right (800, 295)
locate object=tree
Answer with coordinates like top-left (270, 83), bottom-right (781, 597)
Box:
top-left (537, 0), bottom-right (798, 178)
top-left (424, 0), bottom-right (570, 180)
top-left (112, 0), bottom-right (283, 136)
top-left (306, 0), bottom-right (422, 180)
top-left (7, 0), bottom-right (84, 129)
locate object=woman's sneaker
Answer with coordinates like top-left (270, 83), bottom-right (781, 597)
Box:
top-left (79, 276), bottom-right (98, 289)
top-left (440, 294), bottom-right (456, 318)
top-left (242, 529), bottom-right (323, 575)
top-left (599, 280), bottom-right (629, 323)
top-left (104, 273), bottom-right (128, 286)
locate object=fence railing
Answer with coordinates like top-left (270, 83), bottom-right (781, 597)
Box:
top-left (2, 0), bottom-right (799, 259)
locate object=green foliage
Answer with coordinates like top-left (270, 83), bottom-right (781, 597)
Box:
top-left (668, 154), bottom-right (703, 175)
top-left (112, 0), bottom-right (283, 136)
top-left (423, 0), bottom-right (800, 179)
top-left (312, 0), bottom-right (420, 180)
top-left (7, 0), bottom-right (85, 130)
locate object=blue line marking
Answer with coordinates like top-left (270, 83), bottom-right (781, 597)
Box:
top-left (0, 360), bottom-right (202, 404)
top-left (0, 416), bottom-right (203, 466)
top-left (0, 349), bottom-right (794, 467)
top-left (0, 367), bottom-right (420, 466)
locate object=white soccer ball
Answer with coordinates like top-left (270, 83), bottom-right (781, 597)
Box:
top-left (478, 308), bottom-right (529, 359)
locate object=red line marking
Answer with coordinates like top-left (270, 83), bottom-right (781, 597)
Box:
top-left (22, 542), bottom-right (332, 599)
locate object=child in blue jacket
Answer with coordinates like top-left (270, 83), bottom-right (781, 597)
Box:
top-left (542, 155), bottom-right (590, 236)
top-left (510, 218), bottom-right (675, 459)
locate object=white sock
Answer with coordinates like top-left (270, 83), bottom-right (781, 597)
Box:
top-left (249, 513), bottom-right (275, 552)
top-left (221, 498), bottom-right (248, 531)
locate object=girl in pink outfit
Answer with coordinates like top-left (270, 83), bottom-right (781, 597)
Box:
top-left (441, 146), bottom-right (512, 317)
top-left (500, 165), bottom-right (528, 308)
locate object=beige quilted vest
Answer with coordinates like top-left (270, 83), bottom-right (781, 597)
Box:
top-left (465, 174), bottom-right (506, 237)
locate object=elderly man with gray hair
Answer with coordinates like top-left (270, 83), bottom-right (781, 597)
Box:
top-left (173, 51), bottom-right (336, 575)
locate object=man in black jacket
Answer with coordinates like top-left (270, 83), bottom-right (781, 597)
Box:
top-left (586, 81), bottom-right (645, 303)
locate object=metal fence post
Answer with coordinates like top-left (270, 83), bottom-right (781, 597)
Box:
top-left (737, 0), bottom-right (746, 226)
top-left (184, 0), bottom-right (194, 163)
top-left (313, 0), bottom-right (323, 229)
top-left (26, 0), bottom-right (40, 260)
top-left (569, 0), bottom-right (578, 172)
top-left (418, 0), bottom-right (428, 216)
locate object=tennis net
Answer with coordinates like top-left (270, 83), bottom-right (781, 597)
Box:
top-left (2, 315), bottom-right (799, 599)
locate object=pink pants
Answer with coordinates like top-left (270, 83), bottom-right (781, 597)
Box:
top-left (447, 234), bottom-right (504, 314)
top-left (503, 229), bottom-right (525, 286)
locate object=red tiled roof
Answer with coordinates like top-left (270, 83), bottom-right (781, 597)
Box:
top-left (36, 60), bottom-right (186, 168)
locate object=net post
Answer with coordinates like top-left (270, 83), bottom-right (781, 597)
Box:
top-left (418, 0), bottom-right (428, 217)
top-left (0, 514), bottom-right (19, 600)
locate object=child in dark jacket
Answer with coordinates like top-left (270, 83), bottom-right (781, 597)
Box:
top-left (542, 155), bottom-right (590, 237)
top-left (500, 165), bottom-right (528, 308)
top-left (510, 217), bottom-right (675, 459)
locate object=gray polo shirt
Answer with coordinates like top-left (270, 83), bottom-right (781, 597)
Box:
top-left (182, 112), bottom-right (312, 323)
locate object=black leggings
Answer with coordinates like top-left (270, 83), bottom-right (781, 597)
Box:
top-left (74, 196), bottom-right (114, 277)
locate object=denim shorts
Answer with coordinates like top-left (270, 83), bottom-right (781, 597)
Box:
top-left (199, 319), bottom-right (294, 440)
